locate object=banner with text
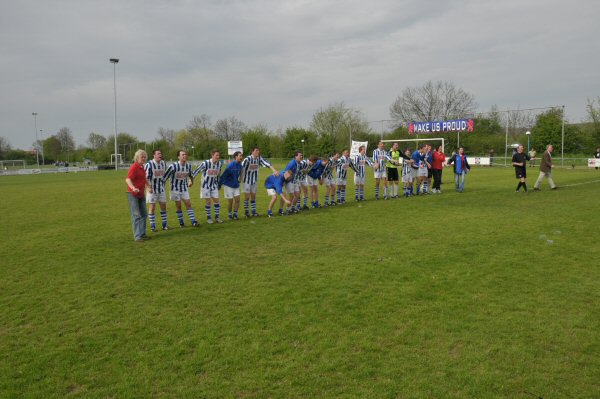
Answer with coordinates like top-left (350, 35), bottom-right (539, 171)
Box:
top-left (408, 119), bottom-right (474, 134)
top-left (350, 141), bottom-right (369, 157)
top-left (227, 140), bottom-right (243, 155)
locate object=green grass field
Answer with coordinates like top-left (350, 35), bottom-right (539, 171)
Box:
top-left (2, 165), bottom-right (600, 398)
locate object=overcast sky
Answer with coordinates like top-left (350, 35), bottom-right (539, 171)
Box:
top-left (1, 0), bottom-right (599, 150)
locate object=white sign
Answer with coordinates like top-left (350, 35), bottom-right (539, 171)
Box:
top-left (467, 156), bottom-right (490, 166)
top-left (588, 158), bottom-right (600, 167)
top-left (350, 141), bottom-right (368, 157)
top-left (227, 141), bottom-right (243, 155)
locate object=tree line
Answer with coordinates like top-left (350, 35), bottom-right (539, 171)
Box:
top-left (2, 82), bottom-right (600, 165)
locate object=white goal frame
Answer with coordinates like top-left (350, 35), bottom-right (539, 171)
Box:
top-left (382, 138), bottom-right (445, 153)
top-left (111, 154), bottom-right (123, 165)
top-left (0, 160), bottom-right (27, 170)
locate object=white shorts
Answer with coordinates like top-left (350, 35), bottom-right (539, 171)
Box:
top-left (146, 191), bottom-right (167, 204)
top-left (402, 174), bottom-right (413, 183)
top-left (242, 183), bottom-right (257, 194)
top-left (354, 175), bottom-right (366, 185)
top-left (299, 176), bottom-right (309, 187)
top-left (306, 176), bottom-right (319, 186)
top-left (284, 181), bottom-right (295, 194)
top-left (266, 188), bottom-right (277, 196)
top-left (374, 169), bottom-right (386, 179)
top-left (223, 186), bottom-right (240, 199)
top-left (411, 168), bottom-right (418, 179)
top-left (294, 182), bottom-right (302, 193)
top-left (336, 178), bottom-right (347, 186)
top-left (417, 167), bottom-right (428, 177)
top-left (322, 177), bottom-right (334, 186)
top-left (170, 190), bottom-right (190, 202)
top-left (201, 187), bottom-right (219, 199)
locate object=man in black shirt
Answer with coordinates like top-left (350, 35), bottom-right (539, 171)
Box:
top-left (512, 144), bottom-right (531, 192)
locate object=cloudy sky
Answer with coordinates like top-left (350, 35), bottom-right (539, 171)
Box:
top-left (1, 0), bottom-right (599, 150)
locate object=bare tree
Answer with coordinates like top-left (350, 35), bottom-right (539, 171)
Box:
top-left (157, 127), bottom-right (176, 147)
top-left (0, 136), bottom-right (11, 157)
top-left (390, 80), bottom-right (477, 123)
top-left (311, 102), bottom-right (347, 142)
top-left (214, 116), bottom-right (246, 140)
top-left (87, 132), bottom-right (107, 150)
top-left (55, 127), bottom-right (75, 153)
top-left (187, 114), bottom-right (212, 131)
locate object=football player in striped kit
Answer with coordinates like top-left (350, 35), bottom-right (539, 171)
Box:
top-left (193, 149), bottom-right (223, 224)
top-left (350, 145), bottom-right (374, 201)
top-left (164, 150), bottom-right (198, 227)
top-left (240, 147), bottom-right (279, 218)
top-left (145, 149), bottom-right (169, 231)
top-left (373, 141), bottom-right (399, 200)
top-left (295, 156), bottom-right (314, 212)
top-left (336, 149), bottom-right (351, 204)
top-left (282, 151), bottom-right (303, 214)
top-left (321, 153), bottom-right (339, 206)
top-left (402, 148), bottom-right (415, 197)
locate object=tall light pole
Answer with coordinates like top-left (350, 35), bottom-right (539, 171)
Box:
top-left (40, 129), bottom-right (45, 166)
top-left (526, 130), bottom-right (531, 152)
top-left (301, 139), bottom-right (305, 155)
top-left (32, 112), bottom-right (39, 167)
top-left (110, 58), bottom-right (119, 170)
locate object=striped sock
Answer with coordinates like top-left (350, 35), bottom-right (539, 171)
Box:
top-left (360, 188), bottom-right (364, 200)
top-left (187, 209), bottom-right (195, 224)
top-left (251, 200), bottom-right (257, 215)
top-left (355, 187), bottom-right (359, 200)
top-left (214, 203), bottom-right (220, 219)
top-left (375, 186), bottom-right (379, 199)
top-left (342, 189), bottom-right (346, 203)
top-left (205, 204), bottom-right (212, 220)
top-left (325, 195), bottom-right (329, 204)
top-left (303, 196), bottom-right (308, 207)
top-left (336, 190), bottom-right (340, 202)
top-left (149, 213), bottom-right (156, 230)
top-left (160, 211), bottom-right (167, 228)
top-left (243, 200), bottom-right (249, 215)
top-left (423, 181), bottom-right (428, 193)
top-left (176, 210), bottom-right (184, 225)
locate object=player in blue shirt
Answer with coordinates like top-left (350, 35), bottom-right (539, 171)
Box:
top-left (264, 169), bottom-right (294, 217)
top-left (219, 151), bottom-right (243, 220)
top-left (306, 156), bottom-right (325, 208)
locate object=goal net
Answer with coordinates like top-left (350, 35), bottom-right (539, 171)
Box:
top-left (0, 160), bottom-right (27, 170)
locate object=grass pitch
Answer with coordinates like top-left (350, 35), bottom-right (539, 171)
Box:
top-left (1, 165), bottom-right (600, 398)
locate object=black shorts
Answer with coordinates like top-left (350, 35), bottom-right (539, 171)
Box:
top-left (387, 167), bottom-right (399, 181)
top-left (427, 168), bottom-right (433, 178)
top-left (515, 170), bottom-right (526, 179)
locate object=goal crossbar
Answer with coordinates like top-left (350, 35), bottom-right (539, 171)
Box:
top-left (382, 138), bottom-right (445, 153)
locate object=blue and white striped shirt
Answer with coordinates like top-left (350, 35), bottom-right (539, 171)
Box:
top-left (295, 160), bottom-right (312, 183)
top-left (373, 148), bottom-right (393, 170)
top-left (164, 162), bottom-right (194, 192)
top-left (145, 159), bottom-right (167, 194)
top-left (350, 154), bottom-right (373, 178)
top-left (336, 155), bottom-right (351, 179)
top-left (241, 155), bottom-right (272, 185)
top-left (193, 159), bottom-right (223, 190)
top-left (321, 158), bottom-right (335, 179)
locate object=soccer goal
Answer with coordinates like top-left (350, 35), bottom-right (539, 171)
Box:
top-left (110, 154), bottom-right (123, 165)
top-left (382, 138), bottom-right (445, 153)
top-left (0, 160), bottom-right (27, 170)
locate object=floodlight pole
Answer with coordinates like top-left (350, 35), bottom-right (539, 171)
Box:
top-left (40, 129), bottom-right (45, 166)
top-left (301, 139), bottom-right (305, 155)
top-left (32, 112), bottom-right (39, 167)
top-left (526, 131), bottom-right (531, 152)
top-left (561, 105), bottom-right (565, 168)
top-left (505, 112), bottom-right (509, 166)
top-left (110, 58), bottom-right (119, 170)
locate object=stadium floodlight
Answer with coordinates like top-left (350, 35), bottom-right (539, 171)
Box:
top-left (32, 112), bottom-right (39, 167)
top-left (526, 131), bottom-right (531, 152)
top-left (110, 58), bottom-right (119, 170)
top-left (301, 139), bottom-right (305, 154)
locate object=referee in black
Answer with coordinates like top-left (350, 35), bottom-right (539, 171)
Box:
top-left (512, 144), bottom-right (531, 192)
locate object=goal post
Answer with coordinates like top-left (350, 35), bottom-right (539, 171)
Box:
top-left (0, 160), bottom-right (27, 170)
top-left (110, 154), bottom-right (123, 165)
top-left (382, 138), bottom-right (445, 153)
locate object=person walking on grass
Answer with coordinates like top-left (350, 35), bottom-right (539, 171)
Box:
top-left (512, 144), bottom-right (531, 193)
top-left (126, 149), bottom-right (150, 242)
top-left (534, 144), bottom-right (558, 191)
top-left (447, 147), bottom-right (470, 192)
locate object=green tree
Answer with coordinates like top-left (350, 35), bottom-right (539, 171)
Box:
top-left (282, 127), bottom-right (317, 158)
top-left (531, 108), bottom-right (580, 153)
